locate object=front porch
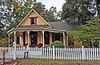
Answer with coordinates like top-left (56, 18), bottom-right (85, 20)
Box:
top-left (8, 28), bottom-right (67, 47)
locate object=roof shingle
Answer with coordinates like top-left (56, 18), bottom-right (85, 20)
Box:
top-left (49, 22), bottom-right (78, 31)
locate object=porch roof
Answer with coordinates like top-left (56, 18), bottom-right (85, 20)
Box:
top-left (18, 25), bottom-right (50, 28)
top-left (7, 27), bottom-right (66, 34)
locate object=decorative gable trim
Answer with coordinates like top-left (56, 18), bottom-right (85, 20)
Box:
top-left (17, 9), bottom-right (51, 27)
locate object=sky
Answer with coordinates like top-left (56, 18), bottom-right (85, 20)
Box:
top-left (37, 0), bottom-right (65, 12)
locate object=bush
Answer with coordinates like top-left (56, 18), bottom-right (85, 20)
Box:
top-left (51, 41), bottom-right (65, 48)
top-left (69, 45), bottom-right (74, 48)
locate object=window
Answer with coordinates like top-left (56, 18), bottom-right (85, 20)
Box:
top-left (52, 33), bottom-right (62, 42)
top-left (16, 36), bottom-right (20, 44)
top-left (30, 17), bottom-right (37, 25)
top-left (44, 32), bottom-right (50, 44)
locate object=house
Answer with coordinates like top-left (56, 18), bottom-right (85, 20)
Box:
top-left (7, 9), bottom-right (81, 47)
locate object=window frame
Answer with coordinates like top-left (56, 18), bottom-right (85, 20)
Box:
top-left (29, 17), bottom-right (37, 25)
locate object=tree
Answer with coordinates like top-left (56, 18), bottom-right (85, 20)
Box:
top-left (62, 0), bottom-right (98, 24)
top-left (33, 2), bottom-right (45, 13)
top-left (73, 18), bottom-right (100, 42)
top-left (45, 7), bottom-right (56, 22)
top-left (0, 22), bottom-right (4, 38)
top-left (96, 0), bottom-right (100, 17)
top-left (6, 0), bottom-right (35, 29)
top-left (4, 0), bottom-right (46, 30)
top-left (0, 0), bottom-right (8, 38)
top-left (44, 6), bottom-right (60, 22)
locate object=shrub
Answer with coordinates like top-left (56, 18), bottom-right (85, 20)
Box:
top-left (51, 41), bottom-right (65, 48)
top-left (69, 45), bottom-right (74, 48)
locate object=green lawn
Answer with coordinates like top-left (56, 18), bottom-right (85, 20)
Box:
top-left (17, 59), bottom-right (100, 65)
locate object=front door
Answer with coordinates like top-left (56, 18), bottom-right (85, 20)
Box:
top-left (30, 31), bottom-right (37, 46)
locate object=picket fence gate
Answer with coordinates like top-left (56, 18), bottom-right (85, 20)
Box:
top-left (0, 47), bottom-right (100, 60)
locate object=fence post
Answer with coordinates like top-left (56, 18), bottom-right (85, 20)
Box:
top-left (27, 44), bottom-right (29, 52)
top-left (53, 45), bottom-right (55, 59)
top-left (13, 42), bottom-right (16, 60)
top-left (82, 45), bottom-right (85, 60)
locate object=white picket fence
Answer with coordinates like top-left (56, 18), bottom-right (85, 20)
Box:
top-left (0, 47), bottom-right (100, 60)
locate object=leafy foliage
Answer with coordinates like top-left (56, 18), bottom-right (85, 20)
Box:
top-left (72, 18), bottom-right (100, 42)
top-left (51, 41), bottom-right (65, 48)
top-left (0, 38), bottom-right (8, 47)
top-left (62, 0), bottom-right (97, 24)
top-left (96, 0), bottom-right (100, 17)
top-left (0, 0), bottom-right (7, 38)
top-left (33, 2), bottom-right (45, 13)
top-left (44, 7), bottom-right (59, 22)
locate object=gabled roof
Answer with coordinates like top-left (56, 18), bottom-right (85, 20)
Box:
top-left (17, 9), bottom-right (51, 27)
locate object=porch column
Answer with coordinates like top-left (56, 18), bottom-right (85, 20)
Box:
top-left (13, 31), bottom-right (16, 60)
top-left (63, 32), bottom-right (66, 46)
top-left (42, 31), bottom-right (44, 47)
top-left (27, 31), bottom-right (30, 46)
top-left (8, 34), bottom-right (10, 44)
top-left (14, 31), bottom-right (16, 43)
top-left (66, 33), bottom-right (69, 47)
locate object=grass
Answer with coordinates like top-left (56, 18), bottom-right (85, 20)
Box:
top-left (17, 58), bottom-right (100, 65)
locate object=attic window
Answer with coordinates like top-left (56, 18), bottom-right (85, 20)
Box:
top-left (30, 17), bottom-right (37, 25)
